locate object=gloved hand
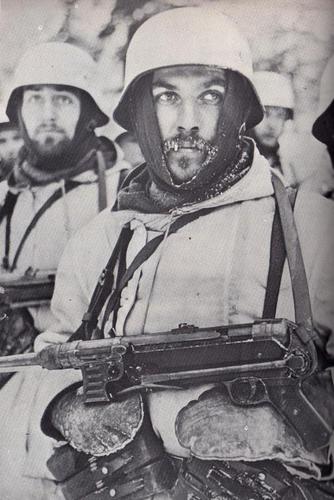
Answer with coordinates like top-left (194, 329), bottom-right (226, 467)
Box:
top-left (175, 373), bottom-right (334, 464)
top-left (51, 389), bottom-right (144, 456)
top-left (47, 416), bottom-right (177, 500)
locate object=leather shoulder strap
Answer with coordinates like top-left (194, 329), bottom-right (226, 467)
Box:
top-left (271, 175), bottom-right (318, 346)
top-left (0, 191), bottom-right (19, 270)
top-left (10, 181), bottom-right (79, 271)
top-left (96, 150), bottom-right (107, 211)
top-left (262, 187), bottom-right (297, 319)
top-left (72, 206), bottom-right (217, 341)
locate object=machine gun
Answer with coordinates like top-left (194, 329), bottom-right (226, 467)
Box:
top-left (0, 318), bottom-right (331, 451)
top-left (0, 270), bottom-right (55, 312)
top-left (0, 270), bottom-right (55, 386)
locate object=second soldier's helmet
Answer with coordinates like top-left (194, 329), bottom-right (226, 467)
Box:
top-left (6, 42), bottom-right (109, 127)
top-left (253, 71), bottom-right (294, 118)
top-left (114, 7), bottom-right (263, 132)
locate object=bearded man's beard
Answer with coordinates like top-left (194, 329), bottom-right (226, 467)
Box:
top-left (162, 132), bottom-right (218, 185)
top-left (31, 134), bottom-right (72, 160)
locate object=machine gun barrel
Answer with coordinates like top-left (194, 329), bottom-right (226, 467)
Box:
top-left (0, 352), bottom-right (40, 372)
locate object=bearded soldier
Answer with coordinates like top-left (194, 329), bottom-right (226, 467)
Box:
top-left (0, 42), bottom-right (129, 353)
top-left (5, 8), bottom-right (334, 500)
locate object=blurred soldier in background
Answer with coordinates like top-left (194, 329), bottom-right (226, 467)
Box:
top-left (14, 7), bottom-right (333, 500)
top-left (115, 131), bottom-right (144, 168)
top-left (0, 112), bottom-right (23, 206)
top-left (250, 71), bottom-right (300, 186)
top-left (0, 113), bottom-right (23, 182)
top-left (302, 56), bottom-right (334, 199)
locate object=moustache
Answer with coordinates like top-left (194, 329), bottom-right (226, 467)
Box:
top-left (163, 134), bottom-right (217, 155)
top-left (36, 124), bottom-right (65, 134)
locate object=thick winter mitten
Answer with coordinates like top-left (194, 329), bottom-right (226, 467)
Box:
top-left (175, 374), bottom-right (334, 464)
top-left (51, 389), bottom-right (144, 456)
top-left (47, 416), bottom-right (177, 500)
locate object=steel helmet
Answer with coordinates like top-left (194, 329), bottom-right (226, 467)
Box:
top-left (312, 56), bottom-right (334, 143)
top-left (6, 42), bottom-right (109, 127)
top-left (114, 7), bottom-right (263, 131)
top-left (253, 71), bottom-right (294, 115)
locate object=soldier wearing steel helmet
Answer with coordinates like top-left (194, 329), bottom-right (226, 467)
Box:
top-left (0, 42), bottom-right (130, 336)
top-left (249, 71), bottom-right (301, 186)
top-left (5, 8), bottom-right (334, 500)
top-left (0, 113), bottom-right (23, 184)
top-left (0, 111), bottom-right (23, 208)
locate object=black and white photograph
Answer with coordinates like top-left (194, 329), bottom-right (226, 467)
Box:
top-left (0, 0), bottom-right (333, 498)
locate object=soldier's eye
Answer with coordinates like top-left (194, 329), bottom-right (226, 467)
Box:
top-left (200, 90), bottom-right (224, 104)
top-left (28, 94), bottom-right (42, 103)
top-left (55, 95), bottom-right (74, 105)
top-left (155, 91), bottom-right (179, 105)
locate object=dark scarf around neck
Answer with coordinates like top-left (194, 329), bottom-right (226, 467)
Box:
top-left (118, 138), bottom-right (253, 213)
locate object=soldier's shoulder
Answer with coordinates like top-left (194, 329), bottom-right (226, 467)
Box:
top-left (68, 208), bottom-right (137, 252)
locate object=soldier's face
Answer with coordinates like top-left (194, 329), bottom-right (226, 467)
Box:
top-left (152, 66), bottom-right (225, 184)
top-left (253, 106), bottom-right (288, 148)
top-left (0, 128), bottom-right (23, 165)
top-left (21, 85), bottom-right (81, 156)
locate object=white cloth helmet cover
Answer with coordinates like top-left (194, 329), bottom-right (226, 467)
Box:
top-left (6, 42), bottom-right (109, 127)
top-left (114, 7), bottom-right (263, 131)
top-left (253, 71), bottom-right (294, 112)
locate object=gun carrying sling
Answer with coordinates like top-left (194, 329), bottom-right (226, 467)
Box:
top-left (73, 205), bottom-right (220, 341)
top-left (262, 186), bottom-right (296, 319)
top-left (0, 191), bottom-right (19, 270)
top-left (2, 150), bottom-right (111, 272)
top-left (2, 180), bottom-right (79, 272)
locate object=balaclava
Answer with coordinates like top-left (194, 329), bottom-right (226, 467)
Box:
top-left (10, 87), bottom-right (101, 187)
top-left (119, 68), bottom-right (254, 212)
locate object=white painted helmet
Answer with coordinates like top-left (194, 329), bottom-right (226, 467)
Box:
top-left (253, 71), bottom-right (294, 114)
top-left (6, 42), bottom-right (109, 127)
top-left (114, 7), bottom-right (263, 131)
top-left (312, 56), bottom-right (334, 142)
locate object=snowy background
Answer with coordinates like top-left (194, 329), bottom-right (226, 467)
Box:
top-left (0, 0), bottom-right (333, 146)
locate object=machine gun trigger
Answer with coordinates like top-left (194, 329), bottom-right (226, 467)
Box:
top-left (81, 345), bottom-right (127, 404)
top-left (225, 377), bottom-right (268, 406)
